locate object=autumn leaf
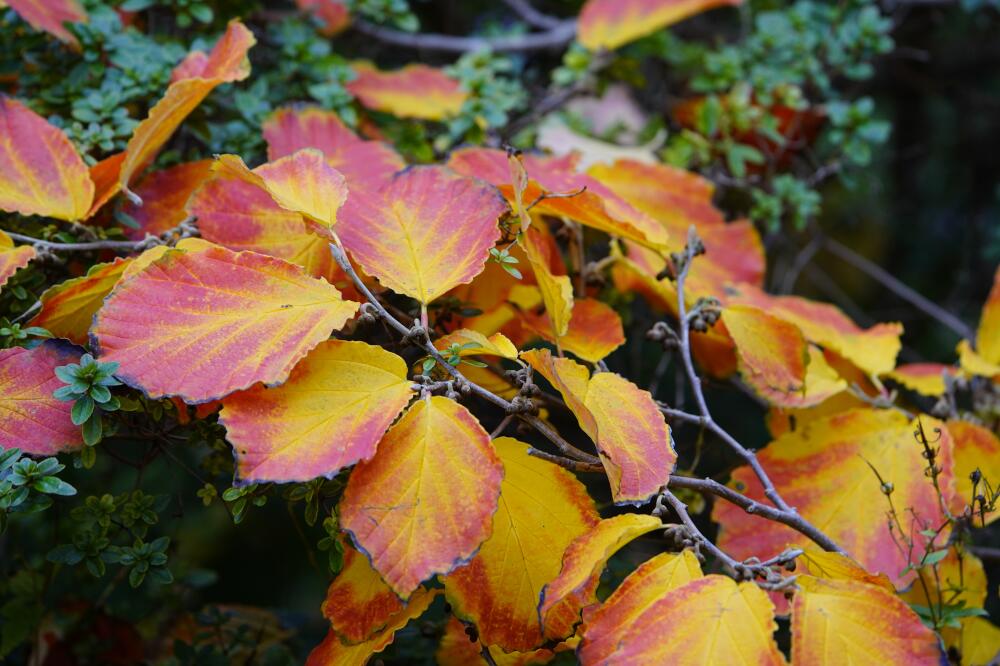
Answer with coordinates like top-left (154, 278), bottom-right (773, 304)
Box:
top-left (0, 96), bottom-right (94, 221)
top-left (944, 617), bottom-right (1000, 666)
top-left (338, 166), bottom-right (508, 305)
top-left (339, 396), bottom-right (503, 598)
top-left (85, 151), bottom-right (126, 219)
top-left (448, 148), bottom-right (669, 251)
top-left (0, 230), bottom-right (36, 288)
top-left (436, 616), bottom-right (561, 666)
top-left (118, 20), bottom-right (255, 200)
top-left (713, 409), bottom-right (955, 584)
top-left (948, 420), bottom-right (1000, 524)
top-left (441, 437), bottom-right (599, 651)
top-left (578, 550), bottom-right (703, 664)
top-left (321, 540), bottom-right (408, 644)
top-left (885, 363), bottom-right (955, 397)
top-left (957, 266), bottom-right (1000, 378)
top-left (219, 340), bottom-right (413, 484)
top-left (578, 0), bottom-right (742, 51)
top-left (521, 227), bottom-right (574, 340)
top-left (307, 588), bottom-right (439, 666)
top-left (91, 242), bottom-right (359, 403)
top-left (296, 0), bottom-right (350, 35)
top-left (538, 513), bottom-right (663, 640)
top-left (0, 341), bottom-right (83, 455)
top-left (522, 298), bottom-right (626, 364)
top-left (725, 283), bottom-right (903, 376)
top-left (595, 575), bottom-right (785, 665)
top-left (522, 349), bottom-right (676, 504)
top-left (262, 106), bottom-right (405, 188)
top-left (791, 576), bottom-right (944, 664)
top-left (347, 62), bottom-right (466, 120)
top-left (434, 329), bottom-right (519, 360)
top-left (188, 158), bottom-right (336, 280)
top-left (795, 549), bottom-right (895, 592)
top-left (6, 0), bottom-right (87, 46)
top-left (120, 161), bottom-right (213, 239)
top-left (31, 258), bottom-right (131, 345)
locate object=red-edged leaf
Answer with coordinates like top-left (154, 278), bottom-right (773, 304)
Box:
top-left (340, 396), bottom-right (503, 598)
top-left (338, 166), bottom-right (507, 304)
top-left (296, 0), bottom-right (350, 35)
top-left (219, 340), bottom-right (412, 484)
top-left (0, 341), bottom-right (83, 455)
top-left (31, 258), bottom-right (131, 344)
top-left (321, 540), bottom-right (408, 644)
top-left (6, 0), bottom-right (87, 46)
top-left (578, 0), bottom-right (742, 51)
top-left (347, 62), bottom-right (466, 121)
top-left (92, 242), bottom-right (358, 403)
top-left (0, 230), bottom-right (36, 288)
top-left (0, 96), bottom-right (93, 221)
top-left (121, 161), bottom-right (213, 239)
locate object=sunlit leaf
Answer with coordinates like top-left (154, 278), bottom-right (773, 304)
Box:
top-left (578, 0), bottom-right (742, 51)
top-left (338, 166), bottom-right (507, 305)
top-left (958, 266), bottom-right (1000, 378)
top-left (0, 230), bottom-right (36, 288)
top-left (791, 576), bottom-right (944, 664)
top-left (441, 437), bottom-right (599, 651)
top-left (6, 0), bottom-right (87, 46)
top-left (578, 550), bottom-right (703, 664)
top-left (340, 396), bottom-right (503, 598)
top-left (92, 242), bottom-right (358, 403)
top-left (885, 363), bottom-right (955, 397)
top-left (521, 227), bottom-right (574, 339)
top-left (121, 161), bottom-right (213, 239)
top-left (0, 96), bottom-right (93, 221)
top-left (522, 298), bottom-right (625, 363)
top-left (219, 340), bottom-right (412, 484)
top-left (597, 575), bottom-right (785, 665)
top-left (539, 513), bottom-right (662, 640)
top-left (31, 258), bottom-right (131, 344)
top-left (118, 20), bottom-right (255, 199)
top-left (347, 62), bottom-right (466, 121)
top-left (263, 106), bottom-right (405, 187)
top-left (795, 549), bottom-right (894, 592)
top-left (434, 329), bottom-right (519, 360)
top-left (0, 340), bottom-right (82, 455)
top-left (307, 588), bottom-right (439, 666)
top-left (85, 151), bottom-right (126, 219)
top-left (522, 349), bottom-right (676, 504)
top-left (713, 409), bottom-right (954, 585)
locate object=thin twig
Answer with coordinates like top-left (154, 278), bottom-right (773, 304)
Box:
top-left (501, 0), bottom-right (563, 29)
top-left (5, 231), bottom-right (153, 252)
top-left (822, 236), bottom-right (973, 340)
top-left (350, 18), bottom-right (576, 53)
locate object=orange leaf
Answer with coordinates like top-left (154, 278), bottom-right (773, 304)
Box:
top-left (948, 420), bottom-right (1000, 525)
top-left (448, 148), bottom-right (669, 250)
top-left (441, 437), bottom-right (599, 651)
top-left (338, 166), bottom-right (507, 304)
top-left (578, 0), bottom-right (742, 51)
top-left (118, 21), bottom-right (255, 198)
top-left (522, 298), bottom-right (625, 363)
top-left (436, 616), bottom-right (559, 666)
top-left (306, 588), bottom-right (439, 666)
top-left (321, 540), bottom-right (407, 644)
top-left (241, 150), bottom-right (348, 231)
top-left (296, 0), bottom-right (350, 35)
top-left (121, 161), bottom-right (213, 239)
top-left (884, 362), bottom-right (955, 397)
top-left (31, 258), bottom-right (130, 344)
top-left (435, 329), bottom-right (519, 360)
top-left (522, 349), bottom-right (676, 504)
top-left (521, 227), bottom-right (574, 339)
top-left (219, 340), bottom-right (412, 484)
top-left (85, 151), bottom-right (126, 219)
top-left (339, 396), bottom-right (503, 598)
top-left (595, 575), bottom-right (785, 665)
top-left (0, 341), bottom-right (83, 455)
top-left (791, 576), bottom-right (944, 664)
top-left (0, 96), bottom-right (93, 221)
top-left (725, 283), bottom-right (902, 376)
top-left (0, 230), bottom-right (36, 288)
top-left (538, 513), bottom-right (662, 640)
top-left (578, 550), bottom-right (703, 664)
top-left (92, 242), bottom-right (358, 403)
top-left (795, 550), bottom-right (894, 592)
top-left (263, 106), bottom-right (404, 187)
top-left (6, 0), bottom-right (87, 46)
top-left (713, 409), bottom-right (955, 585)
top-left (347, 62), bottom-right (466, 121)
top-left (188, 158), bottom-right (336, 280)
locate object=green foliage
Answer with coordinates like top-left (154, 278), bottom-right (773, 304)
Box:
top-left (444, 49), bottom-right (527, 147)
top-left (0, 447), bottom-right (76, 533)
top-left (54, 353), bottom-right (122, 448)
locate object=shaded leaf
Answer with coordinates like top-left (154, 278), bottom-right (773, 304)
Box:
top-left (321, 540), bottom-right (408, 644)
top-left (522, 297), bottom-right (625, 363)
top-left (948, 420), bottom-right (1000, 525)
top-left (121, 161), bottom-right (213, 239)
top-left (0, 230), bottom-right (36, 288)
top-left (6, 0), bottom-right (87, 46)
top-left (31, 258), bottom-right (130, 345)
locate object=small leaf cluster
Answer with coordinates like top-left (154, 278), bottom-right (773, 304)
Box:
top-left (0, 319), bottom-right (50, 349)
top-left (54, 353), bottom-right (122, 451)
top-left (444, 50), bottom-right (527, 146)
top-left (0, 447), bottom-right (76, 533)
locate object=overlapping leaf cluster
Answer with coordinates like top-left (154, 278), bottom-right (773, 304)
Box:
top-left (0, 0), bottom-right (998, 664)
